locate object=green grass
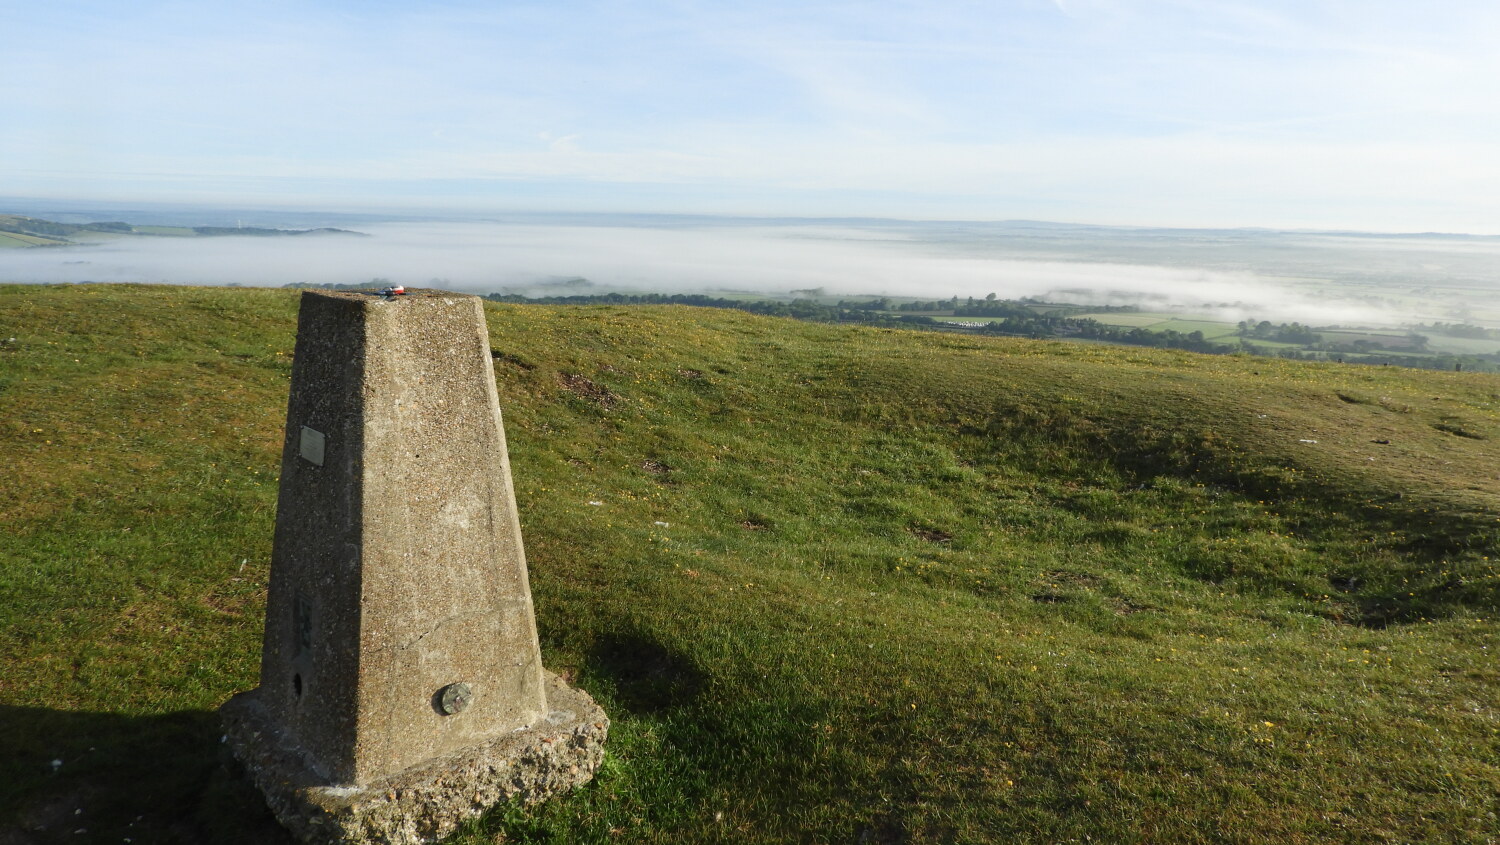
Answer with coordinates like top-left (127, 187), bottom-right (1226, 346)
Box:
top-left (2, 284), bottom-right (1498, 843)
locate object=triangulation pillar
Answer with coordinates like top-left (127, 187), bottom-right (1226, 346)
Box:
top-left (221, 290), bottom-right (606, 845)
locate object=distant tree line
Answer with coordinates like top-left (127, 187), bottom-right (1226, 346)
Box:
top-left (337, 287), bottom-right (1498, 374)
top-left (1237, 320), bottom-right (1321, 345)
top-left (482, 291), bottom-right (1236, 352)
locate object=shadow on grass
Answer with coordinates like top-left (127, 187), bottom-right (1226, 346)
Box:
top-left (585, 632), bottom-right (707, 715)
top-left (980, 397), bottom-right (1500, 628)
top-left (0, 705), bottom-right (289, 845)
top-left (2, 634), bottom-right (707, 844)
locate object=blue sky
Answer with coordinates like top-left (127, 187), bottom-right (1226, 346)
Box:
top-left (5, 1), bottom-right (1500, 231)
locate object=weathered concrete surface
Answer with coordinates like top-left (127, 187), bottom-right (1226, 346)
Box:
top-left (223, 672), bottom-right (607, 845)
top-left (221, 290), bottom-right (605, 841)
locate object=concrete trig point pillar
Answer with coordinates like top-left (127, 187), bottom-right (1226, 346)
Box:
top-left (221, 290), bottom-right (606, 845)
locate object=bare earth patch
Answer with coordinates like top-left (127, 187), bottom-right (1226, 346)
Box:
top-left (558, 373), bottom-right (621, 407)
top-left (909, 526), bottom-right (952, 544)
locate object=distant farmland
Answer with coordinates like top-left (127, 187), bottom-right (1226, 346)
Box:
top-left (1318, 330), bottom-right (1423, 349)
top-left (1074, 311), bottom-right (1241, 338)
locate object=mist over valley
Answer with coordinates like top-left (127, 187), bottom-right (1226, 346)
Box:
top-left (4, 207), bottom-right (1499, 336)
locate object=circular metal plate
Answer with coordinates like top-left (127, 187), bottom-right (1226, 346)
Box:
top-left (438, 682), bottom-right (473, 715)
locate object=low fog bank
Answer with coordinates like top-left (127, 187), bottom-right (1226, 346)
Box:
top-left (3, 219), bottom-right (1497, 329)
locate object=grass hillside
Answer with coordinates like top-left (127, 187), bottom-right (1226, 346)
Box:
top-left (1, 284), bottom-right (1497, 844)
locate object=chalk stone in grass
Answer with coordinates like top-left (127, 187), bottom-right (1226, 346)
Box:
top-left (220, 290), bottom-right (605, 843)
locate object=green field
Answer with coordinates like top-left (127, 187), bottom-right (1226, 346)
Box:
top-left (2, 285), bottom-right (1498, 843)
top-left (1150, 319), bottom-right (1240, 339)
top-left (1241, 338), bottom-right (1316, 350)
top-left (1423, 335), bottom-right (1500, 356)
top-left (1073, 314), bottom-right (1241, 340)
top-left (1072, 311), bottom-right (1175, 328)
top-left (1320, 330), bottom-right (1421, 350)
top-left (0, 231), bottom-right (67, 248)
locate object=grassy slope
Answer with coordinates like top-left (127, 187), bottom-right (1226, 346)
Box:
top-left (1, 284), bottom-right (1497, 844)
